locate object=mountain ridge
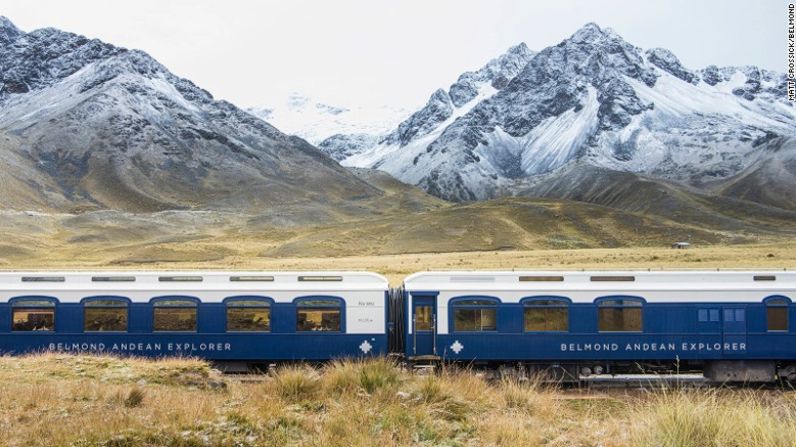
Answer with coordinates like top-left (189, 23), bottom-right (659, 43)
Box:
top-left (0, 16), bottom-right (392, 216)
top-left (325, 22), bottom-right (796, 209)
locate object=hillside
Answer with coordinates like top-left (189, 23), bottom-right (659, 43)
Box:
top-left (519, 163), bottom-right (796, 229)
top-left (2, 195), bottom-right (794, 269)
top-left (0, 17), bottom-right (386, 216)
top-left (713, 138), bottom-right (796, 210)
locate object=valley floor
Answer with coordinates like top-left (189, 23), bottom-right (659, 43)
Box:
top-left (2, 194), bottom-right (795, 276)
top-left (215, 242), bottom-right (796, 284)
top-left (2, 237), bottom-right (794, 284)
top-left (1, 354), bottom-right (795, 447)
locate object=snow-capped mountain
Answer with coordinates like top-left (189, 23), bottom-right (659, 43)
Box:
top-left (320, 42), bottom-right (535, 163)
top-left (331, 23), bottom-right (796, 206)
top-left (247, 93), bottom-right (411, 145)
top-left (0, 17), bottom-right (381, 213)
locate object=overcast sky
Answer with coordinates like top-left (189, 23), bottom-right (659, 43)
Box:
top-left (0, 0), bottom-right (785, 109)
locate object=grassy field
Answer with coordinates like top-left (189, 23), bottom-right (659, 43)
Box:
top-left (1, 354), bottom-right (796, 447)
top-left (2, 239), bottom-right (794, 284)
top-left (2, 194), bottom-right (795, 272)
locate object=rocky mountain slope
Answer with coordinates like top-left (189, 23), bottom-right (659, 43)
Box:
top-left (319, 42), bottom-right (536, 162)
top-left (329, 23), bottom-right (796, 210)
top-left (0, 17), bottom-right (388, 214)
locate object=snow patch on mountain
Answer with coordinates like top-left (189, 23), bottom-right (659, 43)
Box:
top-left (343, 82), bottom-right (500, 179)
top-left (476, 86), bottom-right (601, 178)
top-left (248, 93), bottom-right (411, 144)
top-left (584, 69), bottom-right (796, 185)
top-left (315, 42), bottom-right (535, 163)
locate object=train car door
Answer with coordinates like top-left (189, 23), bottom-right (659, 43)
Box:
top-left (722, 306), bottom-right (747, 356)
top-left (411, 295), bottom-right (437, 357)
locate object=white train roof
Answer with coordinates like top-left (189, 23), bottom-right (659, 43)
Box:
top-left (0, 271), bottom-right (389, 292)
top-left (403, 270), bottom-right (796, 293)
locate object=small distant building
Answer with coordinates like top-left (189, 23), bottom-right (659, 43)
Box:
top-left (671, 242), bottom-right (691, 249)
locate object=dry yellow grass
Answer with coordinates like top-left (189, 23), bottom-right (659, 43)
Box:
top-left (2, 354), bottom-right (796, 446)
top-left (3, 241), bottom-right (794, 285)
top-left (2, 194), bottom-right (795, 273)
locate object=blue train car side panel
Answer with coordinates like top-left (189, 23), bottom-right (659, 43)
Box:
top-left (403, 271), bottom-right (796, 366)
top-left (0, 333), bottom-right (388, 360)
top-left (0, 302), bottom-right (387, 360)
top-left (0, 271), bottom-right (391, 362)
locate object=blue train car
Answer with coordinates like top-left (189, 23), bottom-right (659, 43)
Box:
top-left (402, 271), bottom-right (796, 382)
top-left (0, 271), bottom-right (390, 367)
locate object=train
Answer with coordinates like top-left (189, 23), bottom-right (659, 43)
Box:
top-left (1, 269), bottom-right (795, 382)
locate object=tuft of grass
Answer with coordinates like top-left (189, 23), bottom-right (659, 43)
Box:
top-left (496, 374), bottom-right (559, 420)
top-left (322, 360), bottom-right (360, 394)
top-left (413, 375), bottom-right (473, 422)
top-left (321, 358), bottom-right (401, 395)
top-left (124, 387), bottom-right (145, 408)
top-left (415, 374), bottom-right (444, 403)
top-left (357, 358), bottom-right (400, 394)
top-left (270, 365), bottom-right (321, 400)
top-left (633, 389), bottom-right (796, 447)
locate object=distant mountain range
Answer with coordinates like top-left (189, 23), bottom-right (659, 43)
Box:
top-left (0, 13), bottom-right (794, 242)
top-left (0, 16), bottom-right (387, 214)
top-left (321, 23), bottom-right (796, 212)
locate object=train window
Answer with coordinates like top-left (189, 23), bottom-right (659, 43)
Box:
top-left (414, 305), bottom-right (433, 331)
top-left (766, 298), bottom-right (789, 332)
top-left (597, 298), bottom-right (643, 332)
top-left (724, 309), bottom-right (745, 323)
top-left (92, 276), bottom-right (136, 282)
top-left (226, 298), bottom-right (271, 332)
top-left (298, 276), bottom-right (343, 282)
top-left (21, 276), bottom-right (65, 283)
top-left (754, 275), bottom-right (776, 281)
top-left (230, 276), bottom-right (274, 282)
top-left (519, 276), bottom-right (564, 282)
top-left (152, 298), bottom-right (198, 332)
top-left (84, 298), bottom-right (128, 332)
top-left (158, 276), bottom-right (203, 282)
top-left (523, 298), bottom-right (569, 332)
top-left (296, 298), bottom-right (342, 332)
top-left (591, 276), bottom-right (635, 282)
top-left (698, 309), bottom-right (721, 323)
top-left (452, 298), bottom-right (498, 332)
top-left (11, 297), bottom-right (56, 331)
